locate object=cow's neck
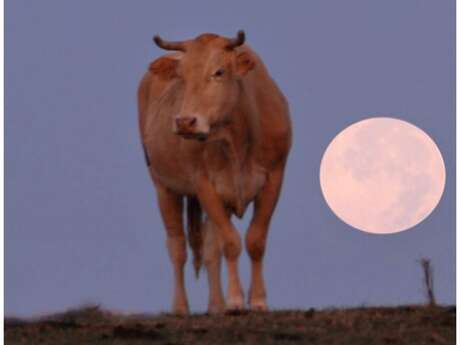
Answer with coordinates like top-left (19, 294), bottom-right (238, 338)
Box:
top-left (201, 84), bottom-right (262, 216)
top-left (215, 103), bottom-right (256, 216)
top-left (222, 84), bottom-right (259, 168)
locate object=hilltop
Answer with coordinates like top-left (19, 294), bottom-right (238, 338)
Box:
top-left (5, 304), bottom-right (455, 345)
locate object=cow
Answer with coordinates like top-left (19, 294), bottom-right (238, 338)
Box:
top-left (138, 30), bottom-right (291, 315)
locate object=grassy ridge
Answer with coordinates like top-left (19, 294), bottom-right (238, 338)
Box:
top-left (5, 305), bottom-right (455, 345)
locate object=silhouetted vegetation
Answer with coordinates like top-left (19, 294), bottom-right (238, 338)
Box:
top-left (420, 258), bottom-right (437, 307)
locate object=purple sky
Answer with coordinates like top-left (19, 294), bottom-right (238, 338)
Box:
top-left (6, 0), bottom-right (455, 316)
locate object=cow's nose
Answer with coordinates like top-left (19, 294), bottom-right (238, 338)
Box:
top-left (176, 117), bottom-right (197, 131)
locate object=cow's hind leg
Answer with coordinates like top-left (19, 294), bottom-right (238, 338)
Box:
top-left (155, 183), bottom-right (189, 315)
top-left (197, 178), bottom-right (244, 311)
top-left (203, 218), bottom-right (225, 314)
top-left (246, 166), bottom-right (285, 311)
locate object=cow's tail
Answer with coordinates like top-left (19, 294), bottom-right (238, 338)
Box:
top-left (186, 196), bottom-right (203, 279)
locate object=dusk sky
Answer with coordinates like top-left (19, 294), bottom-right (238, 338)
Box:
top-left (6, 0), bottom-right (455, 316)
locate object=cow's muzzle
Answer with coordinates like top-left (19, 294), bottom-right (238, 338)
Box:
top-left (174, 116), bottom-right (209, 141)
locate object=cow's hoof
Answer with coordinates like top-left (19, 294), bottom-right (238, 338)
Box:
top-left (172, 304), bottom-right (189, 316)
top-left (207, 302), bottom-right (225, 315)
top-left (249, 300), bottom-right (268, 312)
top-left (225, 307), bottom-right (249, 316)
top-left (225, 297), bottom-right (245, 314)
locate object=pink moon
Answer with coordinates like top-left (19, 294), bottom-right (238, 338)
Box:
top-left (320, 117), bottom-right (446, 234)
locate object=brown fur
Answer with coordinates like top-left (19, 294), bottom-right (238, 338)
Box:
top-left (149, 57), bottom-right (178, 81)
top-left (138, 32), bottom-right (291, 314)
top-left (196, 33), bottom-right (219, 44)
top-left (235, 52), bottom-right (255, 75)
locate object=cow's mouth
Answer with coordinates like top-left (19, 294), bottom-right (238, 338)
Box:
top-left (177, 131), bottom-right (209, 142)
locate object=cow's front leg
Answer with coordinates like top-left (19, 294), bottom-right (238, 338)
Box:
top-left (155, 183), bottom-right (189, 315)
top-left (246, 166), bottom-right (285, 311)
top-left (202, 218), bottom-right (225, 314)
top-left (197, 177), bottom-right (244, 311)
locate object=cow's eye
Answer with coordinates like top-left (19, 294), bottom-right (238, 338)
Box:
top-left (213, 68), bottom-right (225, 78)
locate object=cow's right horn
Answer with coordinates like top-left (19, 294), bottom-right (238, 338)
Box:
top-left (153, 35), bottom-right (186, 52)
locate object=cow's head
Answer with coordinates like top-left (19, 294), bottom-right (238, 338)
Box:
top-left (151, 31), bottom-right (255, 141)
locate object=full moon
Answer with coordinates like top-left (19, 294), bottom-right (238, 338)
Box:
top-left (320, 117), bottom-right (446, 234)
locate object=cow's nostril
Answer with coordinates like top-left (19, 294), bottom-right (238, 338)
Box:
top-left (176, 117), bottom-right (197, 130)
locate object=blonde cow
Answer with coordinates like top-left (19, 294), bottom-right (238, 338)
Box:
top-left (138, 31), bottom-right (291, 314)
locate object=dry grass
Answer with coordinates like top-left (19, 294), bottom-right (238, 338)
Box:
top-left (5, 304), bottom-right (455, 345)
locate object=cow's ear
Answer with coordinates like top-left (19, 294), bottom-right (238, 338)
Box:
top-left (149, 56), bottom-right (178, 80)
top-left (235, 52), bottom-right (255, 76)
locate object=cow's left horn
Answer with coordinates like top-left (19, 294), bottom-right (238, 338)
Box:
top-left (153, 35), bottom-right (186, 52)
top-left (226, 30), bottom-right (245, 49)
